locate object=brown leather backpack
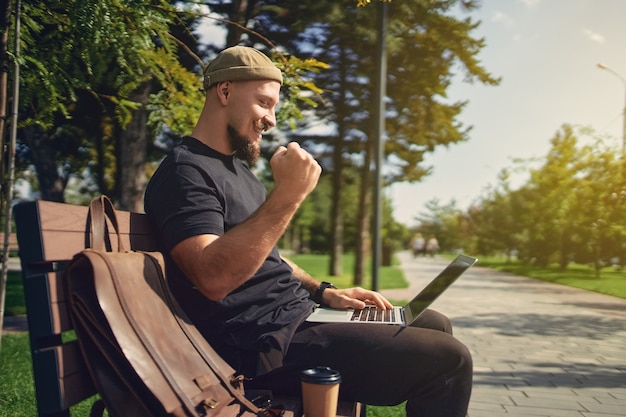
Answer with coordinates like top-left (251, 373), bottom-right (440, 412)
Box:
top-left (65, 196), bottom-right (269, 417)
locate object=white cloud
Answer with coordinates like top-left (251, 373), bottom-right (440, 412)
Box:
top-left (519, 0), bottom-right (541, 7)
top-left (584, 28), bottom-right (606, 44)
top-left (491, 11), bottom-right (514, 27)
top-left (195, 15), bottom-right (228, 47)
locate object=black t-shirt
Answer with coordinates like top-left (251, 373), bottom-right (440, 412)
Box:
top-left (144, 137), bottom-right (314, 369)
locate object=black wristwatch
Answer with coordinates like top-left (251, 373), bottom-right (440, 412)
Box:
top-left (312, 282), bottom-right (337, 305)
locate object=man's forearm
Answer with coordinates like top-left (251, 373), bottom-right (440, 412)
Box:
top-left (282, 257), bottom-right (320, 296)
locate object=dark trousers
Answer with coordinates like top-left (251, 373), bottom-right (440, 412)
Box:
top-left (248, 309), bottom-right (473, 417)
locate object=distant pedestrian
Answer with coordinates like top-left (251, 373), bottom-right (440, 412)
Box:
top-left (411, 233), bottom-right (425, 258)
top-left (426, 235), bottom-right (440, 258)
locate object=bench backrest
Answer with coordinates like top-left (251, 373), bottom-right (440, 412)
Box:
top-left (13, 199), bottom-right (158, 417)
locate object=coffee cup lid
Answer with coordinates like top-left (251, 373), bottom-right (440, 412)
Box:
top-left (300, 366), bottom-right (342, 384)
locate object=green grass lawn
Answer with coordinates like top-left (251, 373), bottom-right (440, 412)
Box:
top-left (285, 252), bottom-right (407, 291)
top-left (0, 333), bottom-right (100, 417)
top-left (0, 334), bottom-right (37, 417)
top-left (475, 256), bottom-right (626, 299)
top-left (3, 270), bottom-right (26, 316)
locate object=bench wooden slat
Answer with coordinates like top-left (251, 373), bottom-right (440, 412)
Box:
top-left (37, 205), bottom-right (154, 237)
top-left (23, 272), bottom-right (72, 338)
top-left (32, 342), bottom-right (96, 413)
top-left (16, 201), bottom-right (157, 265)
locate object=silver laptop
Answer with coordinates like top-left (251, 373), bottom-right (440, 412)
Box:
top-left (306, 254), bottom-right (477, 326)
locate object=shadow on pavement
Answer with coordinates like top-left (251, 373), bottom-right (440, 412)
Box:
top-left (452, 311), bottom-right (626, 340)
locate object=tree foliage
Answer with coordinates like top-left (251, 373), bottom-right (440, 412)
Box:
top-left (249, 0), bottom-right (498, 282)
top-left (384, 0), bottom-right (499, 183)
top-left (6, 0), bottom-right (496, 270)
top-left (421, 124), bottom-right (626, 277)
top-left (10, 0), bottom-right (203, 204)
top-left (19, 1), bottom-right (183, 129)
top-left (8, 1), bottom-right (329, 206)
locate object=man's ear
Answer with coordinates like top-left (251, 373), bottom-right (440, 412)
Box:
top-left (217, 81), bottom-right (231, 104)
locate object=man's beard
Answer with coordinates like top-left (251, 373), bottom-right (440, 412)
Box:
top-left (227, 124), bottom-right (260, 165)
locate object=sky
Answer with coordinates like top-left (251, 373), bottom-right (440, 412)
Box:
top-left (389, 0), bottom-right (626, 227)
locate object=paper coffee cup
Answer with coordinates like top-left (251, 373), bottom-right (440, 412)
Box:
top-left (300, 366), bottom-right (342, 417)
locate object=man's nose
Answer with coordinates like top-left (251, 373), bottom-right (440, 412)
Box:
top-left (263, 112), bottom-right (276, 130)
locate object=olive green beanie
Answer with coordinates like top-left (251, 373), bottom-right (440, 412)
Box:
top-left (203, 46), bottom-right (283, 90)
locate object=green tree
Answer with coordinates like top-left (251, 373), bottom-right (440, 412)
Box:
top-left (466, 125), bottom-right (625, 276)
top-left (469, 168), bottom-right (523, 259)
top-left (516, 125), bottom-right (586, 266)
top-left (381, 196), bottom-right (410, 265)
top-left (567, 132), bottom-right (624, 275)
top-left (253, 0), bottom-right (499, 284)
top-left (411, 124), bottom-right (626, 277)
top-left (7, 1), bottom-right (326, 209)
top-left (12, 0), bottom-right (203, 207)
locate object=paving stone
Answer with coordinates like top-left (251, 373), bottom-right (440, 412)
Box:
top-left (511, 386), bottom-right (578, 398)
top-left (591, 396), bottom-right (626, 406)
top-left (468, 401), bottom-right (508, 412)
top-left (572, 388), bottom-right (626, 399)
top-left (510, 396), bottom-right (587, 411)
top-left (582, 403), bottom-right (626, 415)
top-left (502, 408), bottom-right (585, 417)
top-left (469, 390), bottom-right (518, 405)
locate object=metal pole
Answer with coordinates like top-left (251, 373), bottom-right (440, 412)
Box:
top-left (371, 1), bottom-right (387, 292)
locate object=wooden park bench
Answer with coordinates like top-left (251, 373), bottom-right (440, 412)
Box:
top-left (13, 199), bottom-right (361, 417)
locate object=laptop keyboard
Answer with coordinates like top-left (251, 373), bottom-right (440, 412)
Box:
top-left (351, 306), bottom-right (396, 322)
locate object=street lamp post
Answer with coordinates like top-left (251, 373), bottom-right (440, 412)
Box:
top-left (597, 63), bottom-right (626, 155)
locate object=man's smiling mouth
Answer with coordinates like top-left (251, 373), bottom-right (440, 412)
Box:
top-left (255, 119), bottom-right (269, 134)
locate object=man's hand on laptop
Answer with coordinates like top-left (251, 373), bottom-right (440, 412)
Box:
top-left (323, 287), bottom-right (394, 310)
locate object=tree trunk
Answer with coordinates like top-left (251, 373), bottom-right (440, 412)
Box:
top-left (225, 0), bottom-right (249, 47)
top-left (0, 0), bottom-right (13, 350)
top-left (328, 45), bottom-right (350, 277)
top-left (118, 83), bottom-right (150, 212)
top-left (21, 125), bottom-right (66, 202)
top-left (0, 0), bottom-right (11, 174)
top-left (353, 140), bottom-right (373, 286)
top-left (328, 140), bottom-right (344, 276)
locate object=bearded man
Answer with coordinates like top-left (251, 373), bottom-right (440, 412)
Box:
top-left (144, 46), bottom-right (473, 417)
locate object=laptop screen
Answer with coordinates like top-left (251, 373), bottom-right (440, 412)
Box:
top-left (404, 254), bottom-right (477, 323)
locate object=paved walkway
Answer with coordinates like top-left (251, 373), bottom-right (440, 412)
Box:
top-left (384, 251), bottom-right (626, 417)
